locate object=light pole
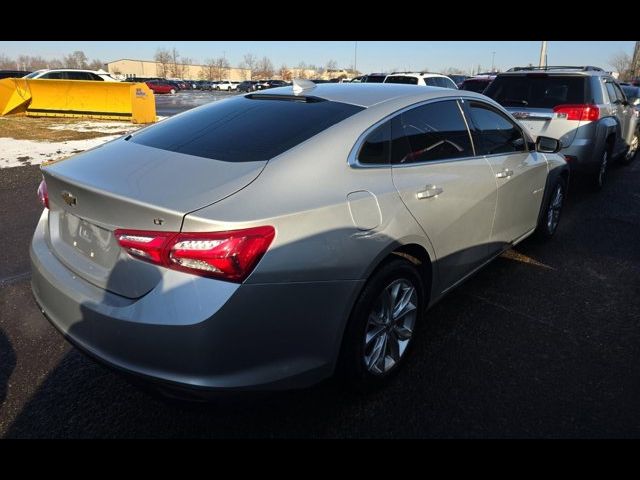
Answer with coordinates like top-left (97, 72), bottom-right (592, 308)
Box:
top-left (354, 41), bottom-right (358, 75)
top-left (539, 41), bottom-right (548, 68)
top-left (491, 51), bottom-right (496, 72)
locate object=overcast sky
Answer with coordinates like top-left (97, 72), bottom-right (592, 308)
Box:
top-left (0, 41), bottom-right (635, 73)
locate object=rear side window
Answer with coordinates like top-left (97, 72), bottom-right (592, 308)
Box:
top-left (385, 76), bottom-right (419, 85)
top-left (131, 96), bottom-right (364, 162)
top-left (365, 75), bottom-right (386, 83)
top-left (485, 75), bottom-right (586, 108)
top-left (462, 79), bottom-right (490, 93)
top-left (605, 81), bottom-right (619, 103)
top-left (424, 78), bottom-right (439, 87)
top-left (42, 72), bottom-right (66, 79)
top-left (358, 121), bottom-right (390, 165)
top-left (467, 101), bottom-right (526, 155)
top-left (390, 100), bottom-right (473, 164)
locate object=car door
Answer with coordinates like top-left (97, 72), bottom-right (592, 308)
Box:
top-left (390, 99), bottom-right (498, 292)
top-left (463, 99), bottom-right (548, 248)
top-left (611, 81), bottom-right (637, 148)
top-left (605, 79), bottom-right (633, 155)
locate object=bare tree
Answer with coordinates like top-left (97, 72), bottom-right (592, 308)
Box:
top-left (325, 59), bottom-right (338, 71)
top-left (48, 59), bottom-right (64, 69)
top-left (254, 56), bottom-right (274, 80)
top-left (212, 57), bottom-right (230, 81)
top-left (88, 59), bottom-right (105, 71)
top-left (0, 53), bottom-right (13, 69)
top-left (63, 50), bottom-right (88, 69)
top-left (444, 67), bottom-right (466, 75)
top-left (279, 64), bottom-right (292, 81)
top-left (295, 61), bottom-right (308, 79)
top-left (202, 58), bottom-right (216, 80)
top-left (239, 53), bottom-right (257, 80)
top-left (169, 48), bottom-right (183, 78)
top-left (181, 57), bottom-right (193, 79)
top-left (609, 51), bottom-right (632, 80)
top-left (155, 48), bottom-right (172, 78)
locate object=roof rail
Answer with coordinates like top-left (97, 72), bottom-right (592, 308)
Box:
top-left (506, 65), bottom-right (604, 72)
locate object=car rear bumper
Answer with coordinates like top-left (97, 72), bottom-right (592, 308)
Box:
top-left (30, 210), bottom-right (363, 393)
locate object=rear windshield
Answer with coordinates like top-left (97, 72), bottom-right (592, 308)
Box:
top-left (485, 75), bottom-right (586, 108)
top-left (461, 79), bottom-right (491, 93)
top-left (385, 76), bottom-right (419, 85)
top-left (365, 75), bottom-right (387, 83)
top-left (131, 96), bottom-right (364, 162)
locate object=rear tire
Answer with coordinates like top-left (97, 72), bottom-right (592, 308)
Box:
top-left (535, 176), bottom-right (566, 240)
top-left (592, 145), bottom-right (610, 191)
top-left (621, 130), bottom-right (639, 165)
top-left (337, 257), bottom-right (424, 390)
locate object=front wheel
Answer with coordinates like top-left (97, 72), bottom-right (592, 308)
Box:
top-left (535, 176), bottom-right (566, 239)
top-left (337, 257), bottom-right (424, 389)
top-left (621, 130), bottom-right (639, 165)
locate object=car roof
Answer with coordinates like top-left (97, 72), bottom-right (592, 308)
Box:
top-left (498, 66), bottom-right (609, 77)
top-left (251, 83), bottom-right (487, 108)
top-left (386, 72), bottom-right (449, 79)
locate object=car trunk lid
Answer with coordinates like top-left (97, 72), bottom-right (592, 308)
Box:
top-left (42, 139), bottom-right (266, 298)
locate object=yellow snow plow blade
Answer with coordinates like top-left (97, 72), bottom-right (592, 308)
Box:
top-left (0, 78), bottom-right (156, 123)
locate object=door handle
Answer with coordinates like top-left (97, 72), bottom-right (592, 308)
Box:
top-left (495, 169), bottom-right (514, 179)
top-left (416, 185), bottom-right (443, 199)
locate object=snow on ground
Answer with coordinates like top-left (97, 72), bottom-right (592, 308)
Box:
top-left (0, 135), bottom-right (123, 168)
top-left (0, 117), bottom-right (167, 169)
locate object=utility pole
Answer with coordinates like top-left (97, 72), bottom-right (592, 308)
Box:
top-left (491, 51), bottom-right (496, 72)
top-left (539, 41), bottom-right (548, 68)
top-left (354, 41), bottom-right (358, 75)
top-left (632, 41), bottom-right (640, 80)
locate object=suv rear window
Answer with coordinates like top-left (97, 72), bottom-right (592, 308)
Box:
top-left (385, 76), bottom-right (419, 85)
top-left (131, 96), bottom-right (364, 162)
top-left (484, 75), bottom-right (586, 108)
top-left (461, 79), bottom-right (491, 93)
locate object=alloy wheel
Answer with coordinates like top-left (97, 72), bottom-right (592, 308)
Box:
top-left (546, 183), bottom-right (563, 234)
top-left (363, 278), bottom-right (418, 375)
top-left (598, 150), bottom-right (608, 188)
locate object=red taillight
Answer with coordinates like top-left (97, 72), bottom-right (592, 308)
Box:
top-left (37, 178), bottom-right (49, 209)
top-left (553, 104), bottom-right (600, 122)
top-left (114, 226), bottom-right (275, 283)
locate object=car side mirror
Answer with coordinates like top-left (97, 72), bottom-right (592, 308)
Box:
top-left (536, 136), bottom-right (561, 153)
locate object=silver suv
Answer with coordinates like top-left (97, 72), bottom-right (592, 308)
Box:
top-left (484, 66), bottom-right (639, 189)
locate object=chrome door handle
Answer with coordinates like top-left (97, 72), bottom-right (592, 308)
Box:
top-left (416, 185), bottom-right (443, 199)
top-left (495, 169), bottom-right (514, 179)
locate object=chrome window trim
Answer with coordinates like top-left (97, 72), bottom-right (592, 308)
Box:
top-left (348, 96), bottom-right (479, 169)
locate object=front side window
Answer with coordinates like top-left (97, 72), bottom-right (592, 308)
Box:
top-left (467, 101), bottom-right (527, 155)
top-left (390, 100), bottom-right (473, 164)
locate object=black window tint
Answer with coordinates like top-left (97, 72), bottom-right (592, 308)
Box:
top-left (612, 82), bottom-right (626, 102)
top-left (468, 102), bottom-right (526, 155)
top-left (485, 75), bottom-right (586, 108)
top-left (605, 81), bottom-right (618, 103)
top-left (42, 72), bottom-right (65, 79)
top-left (462, 79), bottom-right (491, 93)
top-left (385, 76), bottom-right (419, 85)
top-left (358, 121), bottom-right (390, 165)
top-left (365, 75), bottom-right (386, 83)
top-left (424, 77), bottom-right (439, 87)
top-left (88, 72), bottom-right (104, 81)
top-left (390, 100), bottom-right (473, 164)
top-left (131, 96), bottom-right (364, 162)
top-left (66, 72), bottom-right (86, 80)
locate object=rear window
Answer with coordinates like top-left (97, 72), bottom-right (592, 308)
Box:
top-left (461, 79), bottom-right (491, 93)
top-left (385, 76), bottom-right (419, 85)
top-left (365, 75), bottom-right (386, 83)
top-left (485, 75), bottom-right (586, 108)
top-left (131, 96), bottom-right (364, 162)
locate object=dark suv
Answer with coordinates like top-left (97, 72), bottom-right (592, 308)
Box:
top-left (484, 66), bottom-right (639, 189)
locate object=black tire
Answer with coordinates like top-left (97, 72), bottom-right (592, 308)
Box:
top-left (592, 144), bottom-right (611, 191)
top-left (535, 175), bottom-right (567, 240)
top-left (620, 129), bottom-right (639, 165)
top-left (337, 257), bottom-right (425, 390)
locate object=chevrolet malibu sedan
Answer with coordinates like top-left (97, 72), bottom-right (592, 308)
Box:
top-left (31, 82), bottom-right (568, 397)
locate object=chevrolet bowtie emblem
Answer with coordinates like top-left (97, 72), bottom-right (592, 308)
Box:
top-left (61, 191), bottom-right (77, 206)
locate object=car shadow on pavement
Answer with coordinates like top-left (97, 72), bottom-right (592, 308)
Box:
top-left (0, 329), bottom-right (16, 407)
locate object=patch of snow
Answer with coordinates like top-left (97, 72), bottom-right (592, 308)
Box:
top-left (0, 135), bottom-right (123, 169)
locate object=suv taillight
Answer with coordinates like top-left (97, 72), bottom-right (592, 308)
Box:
top-left (114, 226), bottom-right (275, 283)
top-left (553, 104), bottom-right (600, 122)
top-left (37, 178), bottom-right (49, 209)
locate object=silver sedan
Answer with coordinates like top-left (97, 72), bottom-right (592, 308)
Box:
top-left (30, 82), bottom-right (568, 397)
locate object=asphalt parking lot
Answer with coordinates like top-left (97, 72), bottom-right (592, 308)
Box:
top-left (1, 151), bottom-right (639, 438)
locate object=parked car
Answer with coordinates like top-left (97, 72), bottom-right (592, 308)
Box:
top-left (0, 70), bottom-right (31, 79)
top-left (448, 74), bottom-right (468, 88)
top-left (215, 80), bottom-right (238, 91)
top-left (145, 80), bottom-right (177, 94)
top-left (237, 80), bottom-right (258, 92)
top-left (460, 74), bottom-right (496, 93)
top-left (31, 82), bottom-right (568, 397)
top-left (351, 73), bottom-right (388, 83)
top-left (484, 66), bottom-right (639, 189)
top-left (384, 72), bottom-right (458, 89)
top-left (620, 84), bottom-right (640, 114)
top-left (256, 79), bottom-right (289, 90)
top-left (24, 69), bottom-right (117, 81)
